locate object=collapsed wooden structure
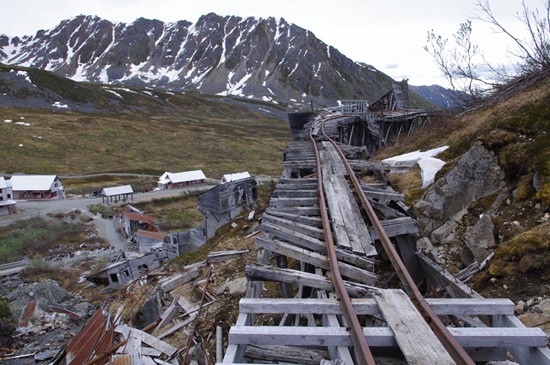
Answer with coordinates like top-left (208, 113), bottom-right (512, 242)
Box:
top-left (220, 101), bottom-right (550, 364)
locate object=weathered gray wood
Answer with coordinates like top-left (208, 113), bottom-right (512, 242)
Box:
top-left (159, 267), bottom-right (200, 293)
top-left (272, 206), bottom-right (320, 216)
top-left (116, 325), bottom-right (178, 357)
top-left (369, 199), bottom-right (406, 219)
top-left (260, 224), bottom-right (376, 270)
top-left (238, 297), bottom-right (514, 316)
top-left (157, 317), bottom-right (193, 339)
top-left (325, 173), bottom-right (376, 256)
top-left (361, 189), bottom-right (404, 203)
top-left (269, 197), bottom-right (318, 208)
top-left (228, 325), bottom-right (548, 348)
top-left (320, 142), bottom-right (347, 175)
top-left (274, 183), bottom-right (318, 191)
top-left (282, 161), bottom-right (317, 169)
top-left (255, 236), bottom-right (377, 285)
top-left (156, 298), bottom-right (179, 330)
top-left (370, 217), bottom-right (418, 239)
top-left (264, 208), bottom-right (322, 227)
top-left (394, 235), bottom-right (423, 285)
top-left (244, 345), bottom-right (328, 365)
top-left (317, 288), bottom-right (355, 365)
top-left (245, 264), bottom-right (374, 297)
top-left (375, 289), bottom-right (455, 364)
top-left (278, 178), bottom-right (318, 184)
top-left (177, 296), bottom-right (198, 317)
top-left (262, 214), bottom-right (324, 240)
top-left (207, 250), bottom-right (249, 264)
top-left (272, 189), bottom-right (318, 198)
top-left (493, 314), bottom-right (550, 365)
top-left (416, 252), bottom-right (482, 298)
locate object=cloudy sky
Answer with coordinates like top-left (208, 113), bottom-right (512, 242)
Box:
top-left (0, 0), bottom-right (543, 87)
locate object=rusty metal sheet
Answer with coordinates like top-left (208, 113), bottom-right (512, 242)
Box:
top-left (66, 307), bottom-right (109, 365)
top-left (18, 299), bottom-right (37, 327)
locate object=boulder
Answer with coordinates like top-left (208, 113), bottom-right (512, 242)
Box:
top-left (415, 141), bottom-right (505, 224)
top-left (465, 214), bottom-right (496, 263)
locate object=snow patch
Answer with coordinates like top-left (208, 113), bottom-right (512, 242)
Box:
top-left (52, 102), bottom-right (69, 109)
top-left (381, 146), bottom-right (449, 188)
top-left (4, 120), bottom-right (12, 123)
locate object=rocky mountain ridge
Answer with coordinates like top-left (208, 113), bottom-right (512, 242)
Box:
top-left (0, 13), bottom-right (459, 109)
top-left (0, 14), bottom-right (392, 107)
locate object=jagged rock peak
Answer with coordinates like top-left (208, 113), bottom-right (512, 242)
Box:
top-left (0, 13), bottom-right (396, 106)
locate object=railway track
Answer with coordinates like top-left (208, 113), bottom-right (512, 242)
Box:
top-left (221, 106), bottom-right (550, 365)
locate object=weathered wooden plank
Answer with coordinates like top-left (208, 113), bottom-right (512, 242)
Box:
top-left (272, 189), bottom-right (318, 198)
top-left (258, 229), bottom-right (376, 270)
top-left (371, 217), bottom-right (418, 239)
top-left (229, 325), bottom-right (548, 348)
top-left (207, 250), bottom-right (249, 264)
top-left (416, 252), bottom-right (482, 298)
top-left (321, 174), bottom-right (353, 252)
top-left (159, 267), bottom-right (200, 293)
top-left (278, 178), bottom-right (318, 185)
top-left (274, 183), bottom-right (318, 191)
top-left (320, 142), bottom-right (347, 175)
top-left (269, 197), bottom-right (318, 208)
top-left (493, 314), bottom-right (550, 365)
top-left (271, 206), bottom-right (320, 216)
top-left (262, 214), bottom-right (324, 240)
top-left (177, 296), bottom-right (198, 317)
top-left (255, 236), bottom-right (377, 285)
top-left (264, 208), bottom-right (322, 227)
top-left (115, 325), bottom-right (178, 357)
top-left (244, 345), bottom-right (328, 365)
top-left (238, 297), bottom-right (514, 316)
top-left (324, 173), bottom-right (376, 256)
top-left (361, 187), bottom-right (404, 203)
top-left (245, 264), bottom-right (374, 297)
top-left (156, 298), bottom-right (179, 330)
top-left (375, 289), bottom-right (455, 364)
top-left (317, 288), bottom-right (354, 365)
top-left (282, 161), bottom-right (317, 169)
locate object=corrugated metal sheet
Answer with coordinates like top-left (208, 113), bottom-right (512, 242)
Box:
top-left (122, 211), bottom-right (158, 225)
top-left (108, 353), bottom-right (143, 365)
top-left (66, 307), bottom-right (111, 365)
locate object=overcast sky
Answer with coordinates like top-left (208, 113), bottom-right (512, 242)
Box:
top-left (0, 0), bottom-right (544, 87)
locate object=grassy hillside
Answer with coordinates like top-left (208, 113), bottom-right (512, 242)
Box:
top-left (0, 94), bottom-right (290, 178)
top-left (375, 75), bottom-right (550, 300)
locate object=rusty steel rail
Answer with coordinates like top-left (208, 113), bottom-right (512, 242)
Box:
top-left (309, 125), bottom-right (376, 365)
top-left (319, 118), bottom-right (475, 365)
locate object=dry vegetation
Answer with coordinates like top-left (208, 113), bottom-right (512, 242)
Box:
top-left (0, 93), bottom-right (290, 179)
top-left (378, 76), bottom-right (550, 300)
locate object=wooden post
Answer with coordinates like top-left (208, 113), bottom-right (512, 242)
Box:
top-left (216, 325), bottom-right (223, 363)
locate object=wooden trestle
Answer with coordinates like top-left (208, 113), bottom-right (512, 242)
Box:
top-left (219, 109), bottom-right (550, 365)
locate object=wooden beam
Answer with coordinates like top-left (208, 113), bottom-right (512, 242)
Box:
top-left (255, 236), bottom-right (377, 285)
top-left (256, 234), bottom-right (376, 271)
top-left (374, 289), bottom-right (455, 364)
top-left (228, 325), bottom-right (548, 348)
top-left (245, 264), bottom-right (374, 298)
top-left (238, 297), bottom-right (513, 316)
top-left (416, 252), bottom-right (482, 298)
